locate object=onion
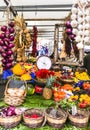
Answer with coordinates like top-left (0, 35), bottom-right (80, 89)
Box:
top-left (2, 45), bottom-right (7, 50)
top-left (69, 34), bottom-right (75, 40)
top-left (66, 28), bottom-right (72, 34)
top-left (9, 27), bottom-right (15, 34)
top-left (0, 33), bottom-right (6, 39)
top-left (8, 57), bottom-right (13, 62)
top-left (6, 63), bottom-right (13, 68)
top-left (5, 30), bottom-right (10, 38)
top-left (7, 50), bottom-right (13, 55)
top-left (1, 26), bottom-right (7, 32)
top-left (8, 22), bottom-right (14, 27)
top-left (1, 59), bottom-right (7, 64)
top-left (65, 21), bottom-right (71, 28)
top-left (4, 38), bottom-right (9, 43)
top-left (9, 106), bottom-right (15, 112)
top-left (8, 43), bottom-right (14, 48)
top-left (0, 48), bottom-right (3, 53)
top-left (9, 35), bottom-right (14, 41)
top-left (0, 40), bottom-right (5, 46)
top-left (2, 52), bottom-right (7, 58)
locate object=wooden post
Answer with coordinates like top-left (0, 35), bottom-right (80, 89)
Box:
top-left (53, 24), bottom-right (59, 63)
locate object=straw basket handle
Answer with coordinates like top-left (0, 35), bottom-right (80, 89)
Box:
top-left (5, 76), bottom-right (27, 94)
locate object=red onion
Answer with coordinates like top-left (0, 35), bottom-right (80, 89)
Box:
top-left (7, 50), bottom-right (13, 55)
top-left (2, 52), bottom-right (7, 57)
top-left (9, 28), bottom-right (15, 34)
top-left (4, 38), bottom-right (9, 43)
top-left (8, 43), bottom-right (14, 48)
top-left (6, 63), bottom-right (13, 68)
top-left (8, 57), bottom-right (13, 62)
top-left (8, 22), bottom-right (14, 27)
top-left (66, 28), bottom-right (72, 34)
top-left (1, 26), bottom-right (7, 32)
top-left (0, 48), bottom-right (3, 53)
top-left (66, 21), bottom-right (71, 28)
top-left (5, 30), bottom-right (10, 38)
top-left (0, 40), bottom-right (5, 46)
top-left (0, 33), bottom-right (6, 39)
top-left (1, 59), bottom-right (7, 64)
top-left (2, 45), bottom-right (7, 50)
top-left (9, 35), bottom-right (14, 41)
top-left (69, 34), bottom-right (75, 40)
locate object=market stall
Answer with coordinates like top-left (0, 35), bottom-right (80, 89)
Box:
top-left (0, 0), bottom-right (90, 130)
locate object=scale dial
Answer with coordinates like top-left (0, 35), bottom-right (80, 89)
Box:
top-left (36, 56), bottom-right (52, 70)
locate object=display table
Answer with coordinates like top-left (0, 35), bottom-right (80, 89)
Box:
top-left (0, 94), bottom-right (90, 130)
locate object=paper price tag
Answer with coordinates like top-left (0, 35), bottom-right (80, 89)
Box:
top-left (72, 106), bottom-right (77, 115)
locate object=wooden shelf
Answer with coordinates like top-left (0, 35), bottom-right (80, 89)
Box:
top-left (55, 60), bottom-right (82, 66)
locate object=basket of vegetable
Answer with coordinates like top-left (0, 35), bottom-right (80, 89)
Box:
top-left (23, 108), bottom-right (46, 128)
top-left (0, 106), bottom-right (22, 128)
top-left (45, 107), bottom-right (67, 128)
top-left (4, 76), bottom-right (27, 106)
top-left (68, 109), bottom-right (89, 128)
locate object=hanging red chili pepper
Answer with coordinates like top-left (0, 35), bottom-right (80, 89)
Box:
top-left (32, 26), bottom-right (38, 56)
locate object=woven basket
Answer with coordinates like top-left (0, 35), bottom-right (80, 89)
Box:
top-left (23, 108), bottom-right (46, 128)
top-left (0, 108), bottom-right (21, 129)
top-left (68, 109), bottom-right (89, 128)
top-left (4, 77), bottom-right (27, 106)
top-left (45, 107), bottom-right (67, 128)
top-left (60, 78), bottom-right (73, 83)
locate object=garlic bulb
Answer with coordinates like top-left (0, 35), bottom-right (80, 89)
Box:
top-left (84, 37), bottom-right (90, 42)
top-left (78, 31), bottom-right (83, 36)
top-left (71, 20), bottom-right (78, 27)
top-left (78, 24), bottom-right (83, 30)
top-left (85, 16), bottom-right (90, 22)
top-left (84, 23), bottom-right (90, 29)
top-left (75, 36), bottom-right (82, 42)
top-left (71, 7), bottom-right (78, 14)
top-left (71, 14), bottom-right (77, 20)
top-left (77, 42), bottom-right (84, 49)
top-left (72, 28), bottom-right (78, 35)
top-left (78, 17), bottom-right (83, 24)
top-left (84, 30), bottom-right (89, 36)
top-left (78, 10), bottom-right (83, 16)
top-left (84, 9), bottom-right (90, 16)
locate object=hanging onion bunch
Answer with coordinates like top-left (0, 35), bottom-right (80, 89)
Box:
top-left (0, 21), bottom-right (15, 70)
top-left (65, 20), bottom-right (76, 41)
top-left (70, 0), bottom-right (90, 49)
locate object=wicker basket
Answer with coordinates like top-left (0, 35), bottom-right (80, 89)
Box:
top-left (4, 77), bottom-right (27, 106)
top-left (68, 109), bottom-right (89, 128)
top-left (23, 108), bottom-right (46, 128)
top-left (0, 108), bottom-right (21, 129)
top-left (60, 78), bottom-right (73, 83)
top-left (45, 107), bottom-right (67, 128)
